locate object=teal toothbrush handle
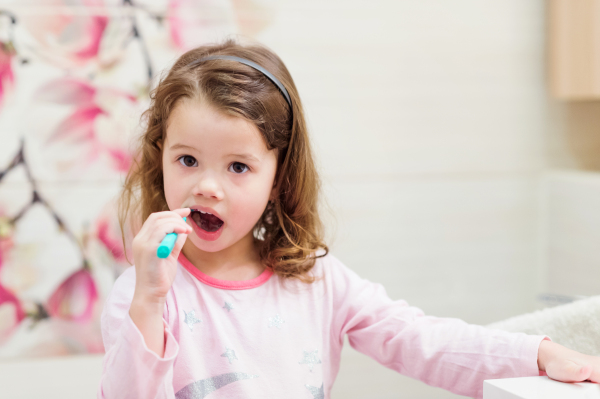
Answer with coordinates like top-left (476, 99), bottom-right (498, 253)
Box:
top-left (157, 216), bottom-right (187, 258)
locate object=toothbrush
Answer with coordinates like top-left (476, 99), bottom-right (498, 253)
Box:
top-left (157, 216), bottom-right (188, 258)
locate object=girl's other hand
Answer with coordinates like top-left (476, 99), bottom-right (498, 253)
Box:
top-left (538, 339), bottom-right (600, 383)
top-left (131, 208), bottom-right (192, 302)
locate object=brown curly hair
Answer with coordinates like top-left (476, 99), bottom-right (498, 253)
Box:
top-left (118, 38), bottom-right (328, 284)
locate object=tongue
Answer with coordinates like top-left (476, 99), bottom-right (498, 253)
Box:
top-left (191, 211), bottom-right (223, 232)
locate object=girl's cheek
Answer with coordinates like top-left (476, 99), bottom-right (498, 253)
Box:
top-left (232, 204), bottom-right (261, 225)
top-left (230, 196), bottom-right (266, 227)
top-left (165, 184), bottom-right (183, 206)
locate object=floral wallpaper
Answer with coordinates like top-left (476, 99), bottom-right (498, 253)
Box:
top-left (0, 0), bottom-right (272, 359)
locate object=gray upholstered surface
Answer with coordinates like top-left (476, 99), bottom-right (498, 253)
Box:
top-left (486, 296), bottom-right (600, 357)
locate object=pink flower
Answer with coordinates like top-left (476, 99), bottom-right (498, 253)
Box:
top-left (0, 215), bottom-right (15, 272)
top-left (0, 236), bottom-right (14, 272)
top-left (167, 0), bottom-right (237, 50)
top-left (104, 146), bottom-right (132, 173)
top-left (50, 105), bottom-right (107, 144)
top-left (0, 284), bottom-right (26, 346)
top-left (167, 0), bottom-right (274, 50)
top-left (19, 0), bottom-right (109, 69)
top-left (35, 78), bottom-right (135, 106)
top-left (93, 200), bottom-right (135, 264)
top-left (35, 78), bottom-right (136, 173)
top-left (0, 42), bottom-right (15, 109)
top-left (46, 269), bottom-right (98, 323)
top-left (35, 78), bottom-right (96, 105)
top-left (96, 217), bottom-right (125, 261)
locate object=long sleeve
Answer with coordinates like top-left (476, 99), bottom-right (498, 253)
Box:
top-left (328, 256), bottom-right (549, 399)
top-left (97, 266), bottom-right (180, 399)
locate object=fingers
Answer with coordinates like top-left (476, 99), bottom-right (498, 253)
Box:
top-left (547, 360), bottom-right (593, 383)
top-left (174, 208), bottom-right (192, 218)
top-left (588, 365), bottom-right (600, 384)
top-left (136, 218), bottom-right (191, 249)
top-left (146, 208), bottom-right (190, 224)
top-left (575, 365), bottom-right (593, 382)
top-left (538, 342), bottom-right (600, 384)
top-left (152, 219), bottom-right (192, 242)
top-left (171, 227), bottom-right (189, 258)
top-left (138, 208), bottom-right (190, 237)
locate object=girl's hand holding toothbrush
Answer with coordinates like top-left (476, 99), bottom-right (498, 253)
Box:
top-left (131, 208), bottom-right (192, 302)
top-left (128, 208), bottom-right (191, 357)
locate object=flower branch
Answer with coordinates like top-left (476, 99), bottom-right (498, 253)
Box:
top-left (0, 138), bottom-right (96, 327)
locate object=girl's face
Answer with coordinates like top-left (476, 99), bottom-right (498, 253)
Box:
top-left (162, 99), bottom-right (277, 253)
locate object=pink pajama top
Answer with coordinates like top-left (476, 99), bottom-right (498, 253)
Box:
top-left (97, 252), bottom-right (548, 399)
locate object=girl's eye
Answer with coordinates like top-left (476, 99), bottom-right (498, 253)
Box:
top-left (178, 155), bottom-right (197, 167)
top-left (229, 162), bottom-right (249, 174)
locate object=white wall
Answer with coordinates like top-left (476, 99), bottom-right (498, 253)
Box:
top-left (542, 171), bottom-right (600, 297)
top-left (254, 1), bottom-right (548, 396)
top-left (260, 0), bottom-right (547, 322)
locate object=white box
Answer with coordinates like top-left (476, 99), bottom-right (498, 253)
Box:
top-left (484, 376), bottom-right (600, 399)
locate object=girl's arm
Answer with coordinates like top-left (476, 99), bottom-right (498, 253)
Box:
top-left (98, 209), bottom-right (189, 398)
top-left (97, 267), bottom-right (179, 399)
top-left (129, 291), bottom-right (168, 358)
top-left (327, 255), bottom-right (547, 399)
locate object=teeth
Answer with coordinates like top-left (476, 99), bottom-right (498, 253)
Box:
top-left (195, 209), bottom-right (212, 215)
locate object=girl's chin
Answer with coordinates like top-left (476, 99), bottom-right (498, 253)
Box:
top-left (186, 235), bottom-right (226, 252)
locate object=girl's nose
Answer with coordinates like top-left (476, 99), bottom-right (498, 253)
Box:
top-left (192, 172), bottom-right (224, 200)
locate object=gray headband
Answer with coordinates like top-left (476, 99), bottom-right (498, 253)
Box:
top-left (188, 55), bottom-right (292, 111)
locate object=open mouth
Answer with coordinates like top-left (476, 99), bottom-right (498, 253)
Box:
top-left (190, 209), bottom-right (224, 233)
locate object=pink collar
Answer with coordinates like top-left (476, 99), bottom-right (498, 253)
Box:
top-left (178, 252), bottom-right (273, 290)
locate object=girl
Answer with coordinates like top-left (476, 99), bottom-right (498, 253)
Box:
top-left (98, 39), bottom-right (600, 399)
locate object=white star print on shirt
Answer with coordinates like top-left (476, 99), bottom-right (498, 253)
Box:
top-left (299, 350), bottom-right (321, 372)
top-left (268, 314), bottom-right (285, 329)
top-left (183, 309), bottom-right (201, 332)
top-left (305, 383), bottom-right (324, 399)
top-left (220, 347), bottom-right (238, 364)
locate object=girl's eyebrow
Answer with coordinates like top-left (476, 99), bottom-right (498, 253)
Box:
top-left (230, 153), bottom-right (260, 163)
top-left (169, 143), bottom-right (260, 163)
top-left (169, 143), bottom-right (196, 151)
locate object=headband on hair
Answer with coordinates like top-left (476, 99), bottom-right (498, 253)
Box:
top-left (188, 55), bottom-right (292, 111)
